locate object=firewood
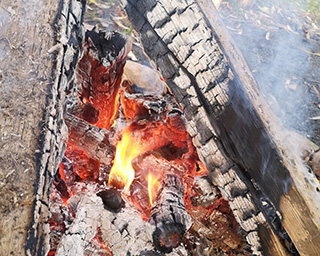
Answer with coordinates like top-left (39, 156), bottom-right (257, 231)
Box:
top-left (76, 28), bottom-right (132, 129)
top-left (148, 174), bottom-right (191, 253)
top-left (64, 113), bottom-right (115, 165)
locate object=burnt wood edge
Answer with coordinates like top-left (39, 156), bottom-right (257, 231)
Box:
top-left (121, 0), bottom-right (320, 255)
top-left (25, 0), bottom-right (86, 255)
top-left (65, 113), bottom-right (115, 165)
top-left (196, 0), bottom-right (320, 254)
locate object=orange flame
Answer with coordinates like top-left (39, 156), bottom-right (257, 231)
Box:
top-left (147, 172), bottom-right (161, 205)
top-left (108, 129), bottom-right (141, 191)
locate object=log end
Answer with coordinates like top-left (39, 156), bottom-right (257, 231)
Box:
top-left (151, 223), bottom-right (186, 253)
top-left (97, 188), bottom-right (125, 213)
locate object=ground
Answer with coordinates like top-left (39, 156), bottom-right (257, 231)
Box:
top-left (218, 0), bottom-right (320, 146)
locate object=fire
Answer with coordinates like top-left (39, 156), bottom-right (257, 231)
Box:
top-left (108, 128), bottom-right (142, 191)
top-left (148, 172), bottom-right (161, 205)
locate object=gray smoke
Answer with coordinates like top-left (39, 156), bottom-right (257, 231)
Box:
top-left (220, 0), bottom-right (320, 142)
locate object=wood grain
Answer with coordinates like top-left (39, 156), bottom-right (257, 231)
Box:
top-left (0, 0), bottom-right (85, 255)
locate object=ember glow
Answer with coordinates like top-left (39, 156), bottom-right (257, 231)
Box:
top-left (108, 128), bottom-right (142, 191)
top-left (147, 172), bottom-right (161, 205)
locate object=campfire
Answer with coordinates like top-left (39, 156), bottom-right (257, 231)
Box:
top-left (48, 28), bottom-right (248, 255)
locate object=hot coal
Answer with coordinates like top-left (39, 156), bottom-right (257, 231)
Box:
top-left (152, 223), bottom-right (186, 253)
top-left (97, 188), bottom-right (125, 213)
top-left (81, 102), bottom-right (99, 124)
top-left (60, 157), bottom-right (77, 186)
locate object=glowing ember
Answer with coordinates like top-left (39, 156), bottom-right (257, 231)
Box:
top-left (108, 128), bottom-right (142, 191)
top-left (147, 172), bottom-right (161, 205)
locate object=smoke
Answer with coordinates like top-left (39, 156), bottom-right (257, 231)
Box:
top-left (219, 0), bottom-right (320, 142)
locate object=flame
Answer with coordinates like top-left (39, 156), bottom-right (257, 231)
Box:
top-left (108, 128), bottom-right (142, 191)
top-left (147, 172), bottom-right (161, 205)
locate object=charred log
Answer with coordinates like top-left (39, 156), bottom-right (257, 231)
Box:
top-left (97, 188), bottom-right (125, 213)
top-left (65, 113), bottom-right (115, 165)
top-left (148, 174), bottom-right (191, 253)
top-left (76, 28), bottom-right (132, 129)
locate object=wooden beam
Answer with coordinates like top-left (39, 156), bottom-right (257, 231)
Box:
top-left (121, 0), bottom-right (320, 255)
top-left (0, 0), bottom-right (85, 254)
top-left (196, 1), bottom-right (320, 255)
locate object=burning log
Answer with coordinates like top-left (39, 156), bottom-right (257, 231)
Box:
top-left (75, 28), bottom-right (132, 129)
top-left (64, 113), bottom-right (115, 165)
top-left (148, 174), bottom-right (191, 253)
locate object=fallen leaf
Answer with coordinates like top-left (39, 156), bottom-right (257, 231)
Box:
top-left (265, 31), bottom-right (270, 40)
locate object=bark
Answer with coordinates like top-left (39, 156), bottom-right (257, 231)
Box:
top-left (121, 0), bottom-right (320, 255)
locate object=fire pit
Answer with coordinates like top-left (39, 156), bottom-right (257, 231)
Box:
top-left (5, 0), bottom-right (316, 255)
top-left (48, 28), bottom-right (248, 255)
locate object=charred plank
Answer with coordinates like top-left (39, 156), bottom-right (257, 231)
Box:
top-left (121, 0), bottom-right (320, 255)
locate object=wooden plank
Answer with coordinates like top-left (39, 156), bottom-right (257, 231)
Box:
top-left (0, 0), bottom-right (60, 255)
top-left (0, 0), bottom-right (85, 255)
top-left (121, 0), bottom-right (320, 255)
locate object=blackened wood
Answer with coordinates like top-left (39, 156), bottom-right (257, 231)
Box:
top-left (121, 0), bottom-right (320, 255)
top-left (148, 174), bottom-right (191, 253)
top-left (97, 188), bottom-right (125, 213)
top-left (65, 113), bottom-right (115, 165)
top-left (76, 28), bottom-right (132, 129)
